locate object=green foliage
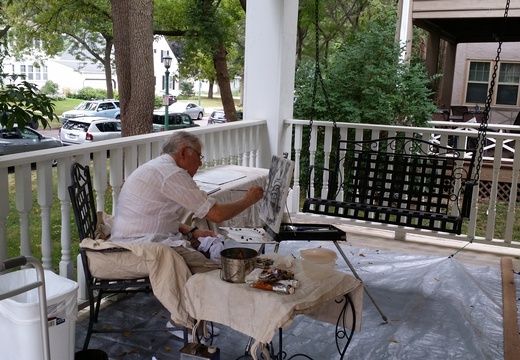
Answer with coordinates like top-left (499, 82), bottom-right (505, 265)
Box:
top-left (179, 80), bottom-right (195, 98)
top-left (293, 7), bottom-right (439, 194)
top-left (40, 80), bottom-right (60, 95)
top-left (294, 13), bottom-right (437, 127)
top-left (0, 39), bottom-right (57, 129)
top-left (4, 0), bottom-right (115, 96)
top-left (154, 95), bottom-right (163, 109)
top-left (155, 0), bottom-right (245, 82)
top-left (0, 81), bottom-right (58, 129)
top-left (69, 87), bottom-right (107, 100)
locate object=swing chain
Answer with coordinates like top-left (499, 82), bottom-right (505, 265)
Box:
top-left (472, 0), bottom-right (509, 184)
top-left (308, 0), bottom-right (338, 151)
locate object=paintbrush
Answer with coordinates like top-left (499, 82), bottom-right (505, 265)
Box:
top-left (230, 188), bottom-right (265, 192)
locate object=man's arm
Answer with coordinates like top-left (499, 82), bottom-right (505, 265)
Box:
top-left (204, 186), bottom-right (264, 223)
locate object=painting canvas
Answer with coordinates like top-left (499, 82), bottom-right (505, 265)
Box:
top-left (259, 155), bottom-right (294, 233)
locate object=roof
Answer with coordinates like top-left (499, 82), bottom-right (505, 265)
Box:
top-left (414, 17), bottom-right (520, 43)
top-left (412, 2), bottom-right (520, 44)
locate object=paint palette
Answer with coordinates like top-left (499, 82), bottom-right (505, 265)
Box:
top-left (220, 227), bottom-right (275, 243)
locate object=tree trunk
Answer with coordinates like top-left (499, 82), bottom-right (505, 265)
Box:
top-left (111, 0), bottom-right (155, 136)
top-left (207, 80), bottom-right (214, 98)
top-left (213, 44), bottom-right (237, 122)
top-left (103, 37), bottom-right (114, 99)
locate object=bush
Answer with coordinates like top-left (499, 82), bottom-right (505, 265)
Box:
top-left (49, 93), bottom-right (66, 101)
top-left (154, 95), bottom-right (163, 108)
top-left (40, 80), bottom-right (60, 95)
top-left (70, 87), bottom-right (108, 100)
top-left (179, 81), bottom-right (195, 98)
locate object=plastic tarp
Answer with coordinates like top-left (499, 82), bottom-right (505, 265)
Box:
top-left (264, 240), bottom-right (507, 359)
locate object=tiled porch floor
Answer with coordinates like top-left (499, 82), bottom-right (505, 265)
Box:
top-left (74, 225), bottom-right (520, 359)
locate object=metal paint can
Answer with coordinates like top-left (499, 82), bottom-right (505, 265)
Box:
top-left (220, 247), bottom-right (258, 283)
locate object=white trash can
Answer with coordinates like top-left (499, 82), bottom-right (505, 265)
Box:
top-left (0, 269), bottom-right (79, 360)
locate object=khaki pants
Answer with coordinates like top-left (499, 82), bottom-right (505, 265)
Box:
top-left (84, 241), bottom-right (215, 327)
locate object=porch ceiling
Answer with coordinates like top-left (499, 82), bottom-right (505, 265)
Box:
top-left (414, 17), bottom-right (520, 43)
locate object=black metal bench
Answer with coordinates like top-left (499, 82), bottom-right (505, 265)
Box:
top-left (303, 136), bottom-right (477, 235)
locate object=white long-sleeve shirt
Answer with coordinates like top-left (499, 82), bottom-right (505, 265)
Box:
top-left (110, 154), bottom-right (216, 246)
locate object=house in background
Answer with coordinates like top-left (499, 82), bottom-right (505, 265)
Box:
top-left (399, 0), bottom-right (520, 125)
top-left (1, 36), bottom-right (178, 98)
top-left (451, 42), bottom-right (520, 124)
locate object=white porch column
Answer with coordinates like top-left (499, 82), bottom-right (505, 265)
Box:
top-left (396, 0), bottom-right (413, 62)
top-left (243, 0), bottom-right (299, 168)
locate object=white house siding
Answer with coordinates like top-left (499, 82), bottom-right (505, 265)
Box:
top-left (2, 36), bottom-right (178, 97)
top-left (45, 60), bottom-right (100, 94)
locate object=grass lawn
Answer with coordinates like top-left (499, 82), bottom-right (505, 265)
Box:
top-left (53, 98), bottom-right (84, 116)
top-left (6, 166), bottom-right (114, 273)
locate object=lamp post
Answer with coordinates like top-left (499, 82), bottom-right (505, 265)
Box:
top-left (163, 55), bottom-right (172, 130)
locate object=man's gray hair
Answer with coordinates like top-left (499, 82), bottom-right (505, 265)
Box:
top-left (162, 131), bottom-right (201, 155)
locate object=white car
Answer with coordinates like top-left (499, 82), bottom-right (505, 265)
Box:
top-left (59, 117), bottom-right (121, 145)
top-left (168, 102), bottom-right (205, 120)
top-left (60, 99), bottom-right (120, 124)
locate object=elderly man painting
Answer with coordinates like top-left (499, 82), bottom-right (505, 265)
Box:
top-left (84, 131), bottom-right (263, 340)
top-left (110, 131), bottom-right (263, 272)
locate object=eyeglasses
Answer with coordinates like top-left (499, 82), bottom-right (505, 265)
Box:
top-left (187, 147), bottom-right (204, 161)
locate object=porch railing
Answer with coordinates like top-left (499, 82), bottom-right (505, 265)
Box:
top-left (2, 118), bottom-right (520, 282)
top-left (0, 120), bottom-right (267, 279)
top-left (283, 119), bottom-right (520, 248)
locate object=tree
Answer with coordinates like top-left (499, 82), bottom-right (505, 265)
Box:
top-left (0, 28), bottom-right (57, 129)
top-left (154, 0), bottom-right (244, 122)
top-left (111, 0), bottom-right (155, 136)
top-left (295, 0), bottom-right (373, 67)
top-left (4, 0), bottom-right (116, 98)
top-left (294, 9), bottom-right (437, 127)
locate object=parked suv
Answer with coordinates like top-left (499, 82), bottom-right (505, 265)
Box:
top-left (60, 99), bottom-right (120, 124)
top-left (59, 117), bottom-right (121, 145)
top-left (152, 111), bottom-right (200, 132)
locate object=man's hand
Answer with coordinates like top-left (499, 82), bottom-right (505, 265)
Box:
top-left (190, 228), bottom-right (217, 250)
top-left (244, 186), bottom-right (264, 205)
top-left (194, 228), bottom-right (217, 239)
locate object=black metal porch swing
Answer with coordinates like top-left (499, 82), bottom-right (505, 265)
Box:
top-left (302, 0), bottom-right (510, 239)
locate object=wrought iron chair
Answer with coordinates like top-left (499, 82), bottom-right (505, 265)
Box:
top-left (450, 105), bottom-right (469, 121)
top-left (432, 111), bottom-right (450, 122)
top-left (68, 162), bottom-right (187, 349)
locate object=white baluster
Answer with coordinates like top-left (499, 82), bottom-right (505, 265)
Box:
top-left (485, 140), bottom-right (503, 241)
top-left (0, 167), bottom-right (9, 262)
top-left (15, 164), bottom-right (32, 259)
top-left (37, 161), bottom-right (53, 270)
top-left (57, 157), bottom-right (73, 279)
